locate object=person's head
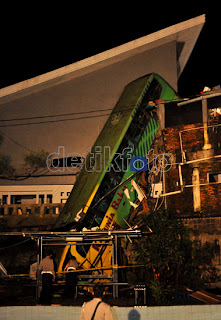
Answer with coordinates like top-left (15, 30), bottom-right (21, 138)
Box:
top-left (46, 249), bottom-right (53, 258)
top-left (93, 285), bottom-right (105, 298)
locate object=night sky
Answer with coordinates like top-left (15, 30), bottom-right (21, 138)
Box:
top-left (1, 5), bottom-right (220, 98)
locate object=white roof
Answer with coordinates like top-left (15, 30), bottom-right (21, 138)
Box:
top-left (0, 15), bottom-right (205, 102)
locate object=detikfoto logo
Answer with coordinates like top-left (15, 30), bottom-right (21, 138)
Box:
top-left (46, 146), bottom-right (172, 173)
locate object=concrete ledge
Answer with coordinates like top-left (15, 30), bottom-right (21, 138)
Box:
top-left (0, 213), bottom-right (58, 230)
top-left (1, 304), bottom-right (221, 320)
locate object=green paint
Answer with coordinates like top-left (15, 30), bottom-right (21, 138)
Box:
top-left (55, 73), bottom-right (179, 230)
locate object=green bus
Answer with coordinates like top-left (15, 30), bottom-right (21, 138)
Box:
top-left (55, 73), bottom-right (179, 232)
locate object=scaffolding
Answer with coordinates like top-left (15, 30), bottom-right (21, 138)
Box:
top-left (0, 229), bottom-right (144, 302)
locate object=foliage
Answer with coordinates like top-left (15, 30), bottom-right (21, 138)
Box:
top-left (0, 133), bottom-right (49, 179)
top-left (0, 154), bottom-right (15, 176)
top-left (0, 133), bottom-right (3, 146)
top-left (24, 149), bottom-right (49, 172)
top-left (149, 278), bottom-right (170, 305)
top-left (0, 133), bottom-right (15, 176)
top-left (132, 210), bottom-right (218, 305)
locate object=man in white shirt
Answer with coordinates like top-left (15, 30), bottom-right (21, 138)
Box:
top-left (38, 249), bottom-right (55, 305)
top-left (80, 285), bottom-right (113, 320)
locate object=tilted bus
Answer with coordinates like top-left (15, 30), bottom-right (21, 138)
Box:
top-left (54, 73), bottom-right (180, 274)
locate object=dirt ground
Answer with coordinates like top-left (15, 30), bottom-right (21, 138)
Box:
top-left (1, 277), bottom-right (212, 307)
top-left (0, 277), bottom-right (141, 307)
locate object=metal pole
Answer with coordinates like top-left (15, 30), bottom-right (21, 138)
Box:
top-left (36, 237), bottom-right (40, 303)
top-left (115, 235), bottom-right (118, 298)
top-left (40, 236), bottom-right (43, 260)
top-left (162, 155), bottom-right (167, 210)
top-left (144, 287), bottom-right (147, 305)
top-left (111, 238), bottom-right (115, 298)
top-left (135, 289), bottom-right (138, 305)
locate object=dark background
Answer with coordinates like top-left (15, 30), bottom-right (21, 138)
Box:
top-left (1, 4), bottom-right (220, 98)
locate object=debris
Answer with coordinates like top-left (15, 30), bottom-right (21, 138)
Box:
top-left (201, 86), bottom-right (211, 93)
top-left (0, 262), bottom-right (7, 276)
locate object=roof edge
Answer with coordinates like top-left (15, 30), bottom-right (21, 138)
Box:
top-left (0, 14), bottom-right (205, 100)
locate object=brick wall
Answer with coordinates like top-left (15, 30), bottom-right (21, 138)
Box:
top-left (160, 122), bottom-right (221, 216)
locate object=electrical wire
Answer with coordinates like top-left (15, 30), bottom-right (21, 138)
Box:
top-left (0, 129), bottom-right (37, 153)
top-left (0, 106), bottom-right (136, 128)
top-left (0, 89), bottom-right (216, 128)
top-left (0, 128), bottom-right (51, 180)
top-left (0, 238), bottom-right (30, 251)
top-left (155, 196), bottom-right (165, 211)
top-left (0, 97), bottom-right (184, 123)
top-left (0, 108), bottom-right (113, 121)
top-left (0, 97), bottom-right (188, 128)
top-left (0, 93), bottom-right (209, 181)
top-left (0, 107), bottom-right (113, 122)
top-left (0, 113), bottom-right (111, 128)
top-left (89, 171), bottom-right (142, 211)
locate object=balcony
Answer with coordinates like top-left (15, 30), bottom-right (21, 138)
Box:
top-left (0, 203), bottom-right (64, 216)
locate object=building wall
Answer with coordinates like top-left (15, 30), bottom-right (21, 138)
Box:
top-left (0, 185), bottom-right (73, 204)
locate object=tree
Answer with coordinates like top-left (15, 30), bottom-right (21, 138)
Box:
top-left (0, 132), bottom-right (49, 180)
top-left (132, 210), bottom-right (218, 305)
top-left (0, 154), bottom-right (15, 176)
top-left (0, 133), bottom-right (15, 177)
top-left (24, 149), bottom-right (49, 173)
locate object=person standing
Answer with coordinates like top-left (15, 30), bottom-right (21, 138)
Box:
top-left (80, 285), bottom-right (113, 320)
top-left (63, 255), bottom-right (79, 298)
top-left (38, 249), bottom-right (55, 305)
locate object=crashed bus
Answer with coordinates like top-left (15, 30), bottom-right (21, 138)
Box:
top-left (54, 73), bottom-right (179, 275)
